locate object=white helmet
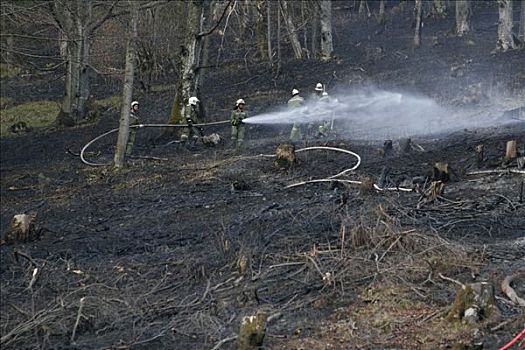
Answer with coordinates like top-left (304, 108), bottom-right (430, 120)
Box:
top-left (322, 91), bottom-right (328, 96)
top-left (131, 101), bottom-right (139, 108)
top-left (188, 96), bottom-right (199, 106)
top-left (315, 83), bottom-right (323, 91)
top-left (291, 89), bottom-right (299, 96)
top-left (236, 98), bottom-right (245, 106)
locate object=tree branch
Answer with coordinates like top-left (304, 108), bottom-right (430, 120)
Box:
top-left (89, 0), bottom-right (119, 34)
top-left (196, 0), bottom-right (234, 39)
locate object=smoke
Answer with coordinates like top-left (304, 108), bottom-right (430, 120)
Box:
top-left (243, 88), bottom-right (524, 140)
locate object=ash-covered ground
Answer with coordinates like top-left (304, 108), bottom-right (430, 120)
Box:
top-left (1, 1), bottom-right (525, 349)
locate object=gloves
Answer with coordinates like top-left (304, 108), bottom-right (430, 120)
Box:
top-left (231, 117), bottom-right (243, 126)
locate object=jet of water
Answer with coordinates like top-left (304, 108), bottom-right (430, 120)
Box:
top-left (242, 89), bottom-right (522, 139)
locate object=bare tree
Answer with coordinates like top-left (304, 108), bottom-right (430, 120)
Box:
top-left (114, 1), bottom-right (138, 169)
top-left (521, 0), bottom-right (525, 42)
top-left (53, 0), bottom-right (94, 126)
top-left (254, 0), bottom-right (267, 59)
top-left (309, 1), bottom-right (321, 58)
top-left (378, 0), bottom-right (386, 24)
top-left (431, 0), bottom-right (447, 18)
top-left (267, 0), bottom-right (273, 64)
top-left (178, 0), bottom-right (206, 120)
top-left (496, 0), bottom-right (518, 51)
top-left (279, 0), bottom-right (302, 59)
top-left (358, 0), bottom-right (369, 18)
top-left (455, 0), bottom-right (471, 37)
top-left (319, 0), bottom-right (333, 60)
top-left (414, 0), bottom-right (423, 47)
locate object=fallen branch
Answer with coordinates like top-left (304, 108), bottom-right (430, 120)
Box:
top-left (438, 273), bottom-right (464, 287)
top-left (210, 335), bottom-right (238, 350)
top-left (71, 297), bottom-right (86, 343)
top-left (501, 274), bottom-right (525, 307)
top-left (466, 169), bottom-right (525, 176)
top-left (285, 178), bottom-right (412, 192)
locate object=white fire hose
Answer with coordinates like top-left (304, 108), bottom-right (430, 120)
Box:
top-left (80, 121), bottom-right (230, 166)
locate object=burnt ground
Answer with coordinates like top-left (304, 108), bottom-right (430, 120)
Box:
top-left (1, 1), bottom-right (525, 349)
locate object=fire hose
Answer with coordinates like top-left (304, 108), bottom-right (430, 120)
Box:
top-left (80, 126), bottom-right (410, 191)
top-left (499, 327), bottom-right (525, 350)
top-left (80, 121), bottom-right (230, 166)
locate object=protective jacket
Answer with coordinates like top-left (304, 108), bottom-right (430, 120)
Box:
top-left (288, 95), bottom-right (305, 141)
top-left (181, 105), bottom-right (202, 142)
top-left (231, 109), bottom-right (248, 148)
top-left (126, 110), bottom-right (140, 156)
top-left (231, 110), bottom-right (248, 126)
top-left (288, 95), bottom-right (305, 108)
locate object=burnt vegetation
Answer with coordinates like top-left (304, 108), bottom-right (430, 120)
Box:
top-left (1, 1), bottom-right (525, 349)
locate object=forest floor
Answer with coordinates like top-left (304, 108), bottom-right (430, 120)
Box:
top-left (1, 2), bottom-right (525, 349)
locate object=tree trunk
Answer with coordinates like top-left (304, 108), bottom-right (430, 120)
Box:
top-left (179, 1), bottom-right (205, 118)
top-left (378, 0), bottom-right (386, 24)
top-left (359, 0), bottom-right (369, 18)
top-left (193, 1), bottom-right (210, 96)
top-left (279, 0), bottom-right (302, 59)
top-left (455, 0), bottom-right (471, 37)
top-left (267, 0), bottom-right (273, 64)
top-left (496, 0), bottom-right (517, 51)
top-left (431, 0), bottom-right (447, 18)
top-left (114, 1), bottom-right (138, 169)
top-left (58, 31), bottom-right (68, 61)
top-left (301, 1), bottom-right (309, 58)
top-left (277, 0), bottom-right (282, 73)
top-left (59, 0), bottom-right (92, 125)
top-left (320, 0), bottom-right (333, 60)
top-left (310, 2), bottom-right (320, 58)
top-left (519, 0), bottom-right (525, 43)
top-left (255, 0), bottom-right (267, 59)
top-left (414, 0), bottom-right (423, 47)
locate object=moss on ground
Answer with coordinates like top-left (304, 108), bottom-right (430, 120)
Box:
top-left (93, 95), bottom-right (121, 110)
top-left (150, 84), bottom-right (177, 93)
top-left (0, 63), bottom-right (22, 79)
top-left (0, 100), bottom-right (60, 136)
top-left (0, 96), bottom-right (15, 109)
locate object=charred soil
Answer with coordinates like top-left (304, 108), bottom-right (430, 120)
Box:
top-left (1, 1), bottom-right (525, 349)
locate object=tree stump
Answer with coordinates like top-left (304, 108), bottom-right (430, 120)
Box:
top-left (474, 144), bottom-right (484, 167)
top-left (382, 140), bottom-right (393, 157)
top-left (432, 162), bottom-right (450, 182)
top-left (399, 138), bottom-right (412, 154)
top-left (505, 140), bottom-right (517, 161)
top-left (447, 282), bottom-right (497, 324)
top-left (237, 309), bottom-right (267, 350)
top-left (377, 166), bottom-right (391, 188)
top-left (517, 156), bottom-right (525, 169)
top-left (4, 213), bottom-right (39, 244)
top-left (274, 144), bottom-right (296, 169)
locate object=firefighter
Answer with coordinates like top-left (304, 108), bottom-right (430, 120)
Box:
top-left (126, 100), bottom-right (140, 156)
top-left (231, 98), bottom-right (248, 149)
top-left (317, 91), bottom-right (332, 138)
top-left (288, 89), bottom-right (305, 142)
top-left (181, 96), bottom-right (204, 145)
top-left (305, 83), bottom-right (325, 138)
top-left (311, 82), bottom-right (324, 101)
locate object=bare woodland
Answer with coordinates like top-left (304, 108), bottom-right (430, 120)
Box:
top-left (1, 1), bottom-right (525, 350)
